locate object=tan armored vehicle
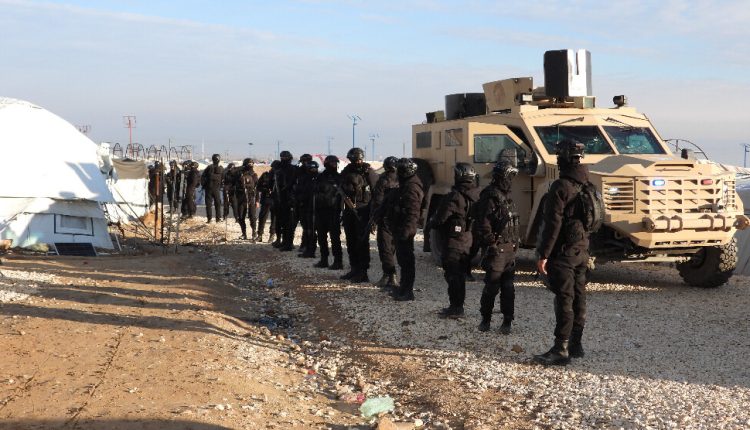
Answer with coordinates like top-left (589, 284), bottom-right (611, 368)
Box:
top-left (415, 49), bottom-right (749, 288)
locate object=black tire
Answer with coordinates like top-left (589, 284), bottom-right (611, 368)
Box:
top-left (677, 238), bottom-right (737, 288)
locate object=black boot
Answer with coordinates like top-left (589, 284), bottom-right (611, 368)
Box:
top-left (478, 316), bottom-right (491, 332)
top-left (393, 288), bottom-right (415, 302)
top-left (314, 256), bottom-right (329, 268)
top-left (349, 271), bottom-right (369, 283)
top-left (328, 257), bottom-right (344, 270)
top-left (272, 239), bottom-right (282, 248)
top-left (533, 339), bottom-right (570, 366)
top-left (375, 273), bottom-right (390, 288)
top-left (569, 327), bottom-right (585, 358)
top-left (340, 269), bottom-right (356, 279)
top-left (438, 306), bottom-right (464, 319)
top-left (499, 318), bottom-right (512, 335)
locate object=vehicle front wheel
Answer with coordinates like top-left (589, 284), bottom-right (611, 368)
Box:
top-left (677, 238), bottom-right (737, 288)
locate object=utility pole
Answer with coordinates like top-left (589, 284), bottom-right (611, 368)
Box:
top-left (276, 140), bottom-right (281, 160)
top-left (327, 136), bottom-right (334, 155)
top-left (369, 133), bottom-right (379, 161)
top-left (123, 115), bottom-right (136, 158)
top-left (347, 115), bottom-right (361, 148)
top-left (742, 143), bottom-right (750, 167)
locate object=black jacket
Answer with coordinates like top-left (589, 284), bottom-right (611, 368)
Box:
top-left (257, 170), bottom-right (274, 200)
top-left (233, 168), bottom-right (258, 201)
top-left (340, 162), bottom-right (378, 207)
top-left (274, 161), bottom-right (297, 203)
top-left (371, 170), bottom-right (399, 223)
top-left (431, 181), bottom-right (480, 253)
top-left (537, 164), bottom-right (590, 259)
top-left (389, 174), bottom-right (424, 240)
top-left (474, 183), bottom-right (519, 248)
top-left (201, 163), bottom-right (224, 189)
top-left (314, 169), bottom-right (342, 211)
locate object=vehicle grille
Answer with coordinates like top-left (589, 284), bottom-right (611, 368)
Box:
top-left (638, 177), bottom-right (736, 215)
top-left (602, 180), bottom-right (635, 213)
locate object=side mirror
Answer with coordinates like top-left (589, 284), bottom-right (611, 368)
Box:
top-left (681, 148), bottom-right (695, 160)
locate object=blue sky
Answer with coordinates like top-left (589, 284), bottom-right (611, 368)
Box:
top-left (2, 0), bottom-right (748, 163)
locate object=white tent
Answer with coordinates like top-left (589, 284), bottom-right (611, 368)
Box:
top-left (0, 98), bottom-right (115, 250)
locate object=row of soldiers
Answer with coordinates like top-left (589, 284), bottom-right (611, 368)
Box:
top-left (155, 139), bottom-right (591, 366)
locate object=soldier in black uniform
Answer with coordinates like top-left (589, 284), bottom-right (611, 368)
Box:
top-left (222, 162), bottom-right (236, 221)
top-left (297, 160), bottom-right (319, 258)
top-left (371, 156), bottom-right (399, 288)
top-left (475, 159), bottom-right (520, 334)
top-left (389, 158), bottom-right (424, 302)
top-left (257, 161), bottom-right (277, 243)
top-left (233, 158), bottom-right (259, 241)
top-left (165, 160), bottom-right (182, 212)
top-left (181, 161), bottom-right (200, 219)
top-left (534, 139), bottom-right (590, 366)
top-left (293, 154), bottom-right (314, 254)
top-left (340, 147), bottom-right (378, 283)
top-left (201, 154), bottom-right (224, 223)
top-left (275, 151), bottom-right (297, 251)
top-left (313, 155), bottom-right (344, 270)
top-left (427, 163), bottom-right (480, 318)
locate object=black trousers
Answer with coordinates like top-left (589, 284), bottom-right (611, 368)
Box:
top-left (278, 202), bottom-right (295, 247)
top-left (257, 196), bottom-right (274, 238)
top-left (182, 187), bottom-right (197, 216)
top-left (300, 209), bottom-right (316, 254)
top-left (222, 187), bottom-right (235, 219)
top-left (167, 185), bottom-right (180, 210)
top-left (377, 221), bottom-right (396, 275)
top-left (235, 195), bottom-right (257, 238)
top-left (315, 209), bottom-right (342, 259)
top-left (395, 236), bottom-right (416, 293)
top-left (547, 247), bottom-right (588, 341)
top-left (480, 249), bottom-right (516, 321)
top-left (342, 207), bottom-right (370, 273)
top-left (442, 248), bottom-right (469, 308)
top-left (205, 186), bottom-right (222, 221)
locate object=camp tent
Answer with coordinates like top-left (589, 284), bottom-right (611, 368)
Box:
top-left (0, 98), bottom-right (115, 250)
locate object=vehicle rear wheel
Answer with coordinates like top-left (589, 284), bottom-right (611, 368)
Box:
top-left (677, 238), bottom-right (737, 288)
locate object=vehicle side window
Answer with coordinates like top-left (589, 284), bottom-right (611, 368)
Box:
top-left (473, 134), bottom-right (526, 163)
top-left (416, 131), bottom-right (432, 148)
top-left (445, 129), bottom-right (463, 147)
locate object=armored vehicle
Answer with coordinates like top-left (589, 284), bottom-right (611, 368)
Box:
top-left (415, 49), bottom-right (749, 288)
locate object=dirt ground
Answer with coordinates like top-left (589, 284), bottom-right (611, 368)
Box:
top-left (0, 222), bottom-right (524, 430)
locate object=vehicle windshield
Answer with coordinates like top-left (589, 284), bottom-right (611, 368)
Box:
top-left (535, 126), bottom-right (614, 155)
top-left (603, 126), bottom-right (666, 154)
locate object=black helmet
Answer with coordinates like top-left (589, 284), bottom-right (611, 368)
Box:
top-left (169, 160), bottom-right (177, 167)
top-left (182, 159), bottom-right (193, 168)
top-left (242, 158), bottom-right (254, 169)
top-left (227, 162), bottom-right (235, 169)
top-left (323, 155), bottom-right (339, 170)
top-left (271, 160), bottom-right (281, 169)
top-left (396, 158), bottom-right (417, 179)
top-left (347, 147), bottom-right (365, 163)
top-left (492, 159), bottom-right (518, 191)
top-left (279, 150), bottom-right (293, 162)
top-left (454, 162), bottom-right (477, 184)
top-left (306, 160), bottom-right (319, 173)
top-left (211, 153), bottom-right (220, 163)
top-left (556, 139), bottom-right (585, 166)
top-left (383, 156), bottom-right (398, 172)
top-left (299, 153), bottom-right (313, 164)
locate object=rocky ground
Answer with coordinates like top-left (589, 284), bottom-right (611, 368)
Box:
top-left (1, 214), bottom-right (748, 429)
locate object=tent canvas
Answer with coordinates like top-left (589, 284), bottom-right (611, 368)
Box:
top-left (104, 158), bottom-right (150, 224)
top-left (0, 98), bottom-right (115, 249)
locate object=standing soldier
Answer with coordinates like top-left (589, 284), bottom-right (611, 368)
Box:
top-left (275, 151), bottom-right (297, 251)
top-left (202, 154), bottom-right (224, 223)
top-left (371, 156), bottom-right (400, 288)
top-left (340, 147), bottom-right (378, 283)
top-left (534, 139), bottom-right (591, 366)
top-left (222, 162), bottom-right (236, 222)
top-left (233, 158), bottom-right (259, 241)
top-left (427, 163), bottom-right (480, 318)
top-left (181, 161), bottom-right (200, 219)
top-left (257, 161), bottom-right (277, 243)
top-left (165, 160), bottom-right (182, 212)
top-left (296, 160), bottom-right (319, 258)
top-left (313, 155), bottom-right (344, 270)
top-left (293, 154), bottom-right (314, 254)
top-left (389, 158), bottom-right (424, 302)
top-left (475, 159), bottom-right (520, 334)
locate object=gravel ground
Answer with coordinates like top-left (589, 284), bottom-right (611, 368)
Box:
top-left (235, 221), bottom-right (750, 430)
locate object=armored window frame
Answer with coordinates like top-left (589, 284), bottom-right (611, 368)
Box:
top-left (416, 131), bottom-right (432, 148)
top-left (603, 126), bottom-right (666, 155)
top-left (445, 128), bottom-right (463, 147)
top-left (473, 134), bottom-right (527, 163)
top-left (534, 125), bottom-right (614, 155)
